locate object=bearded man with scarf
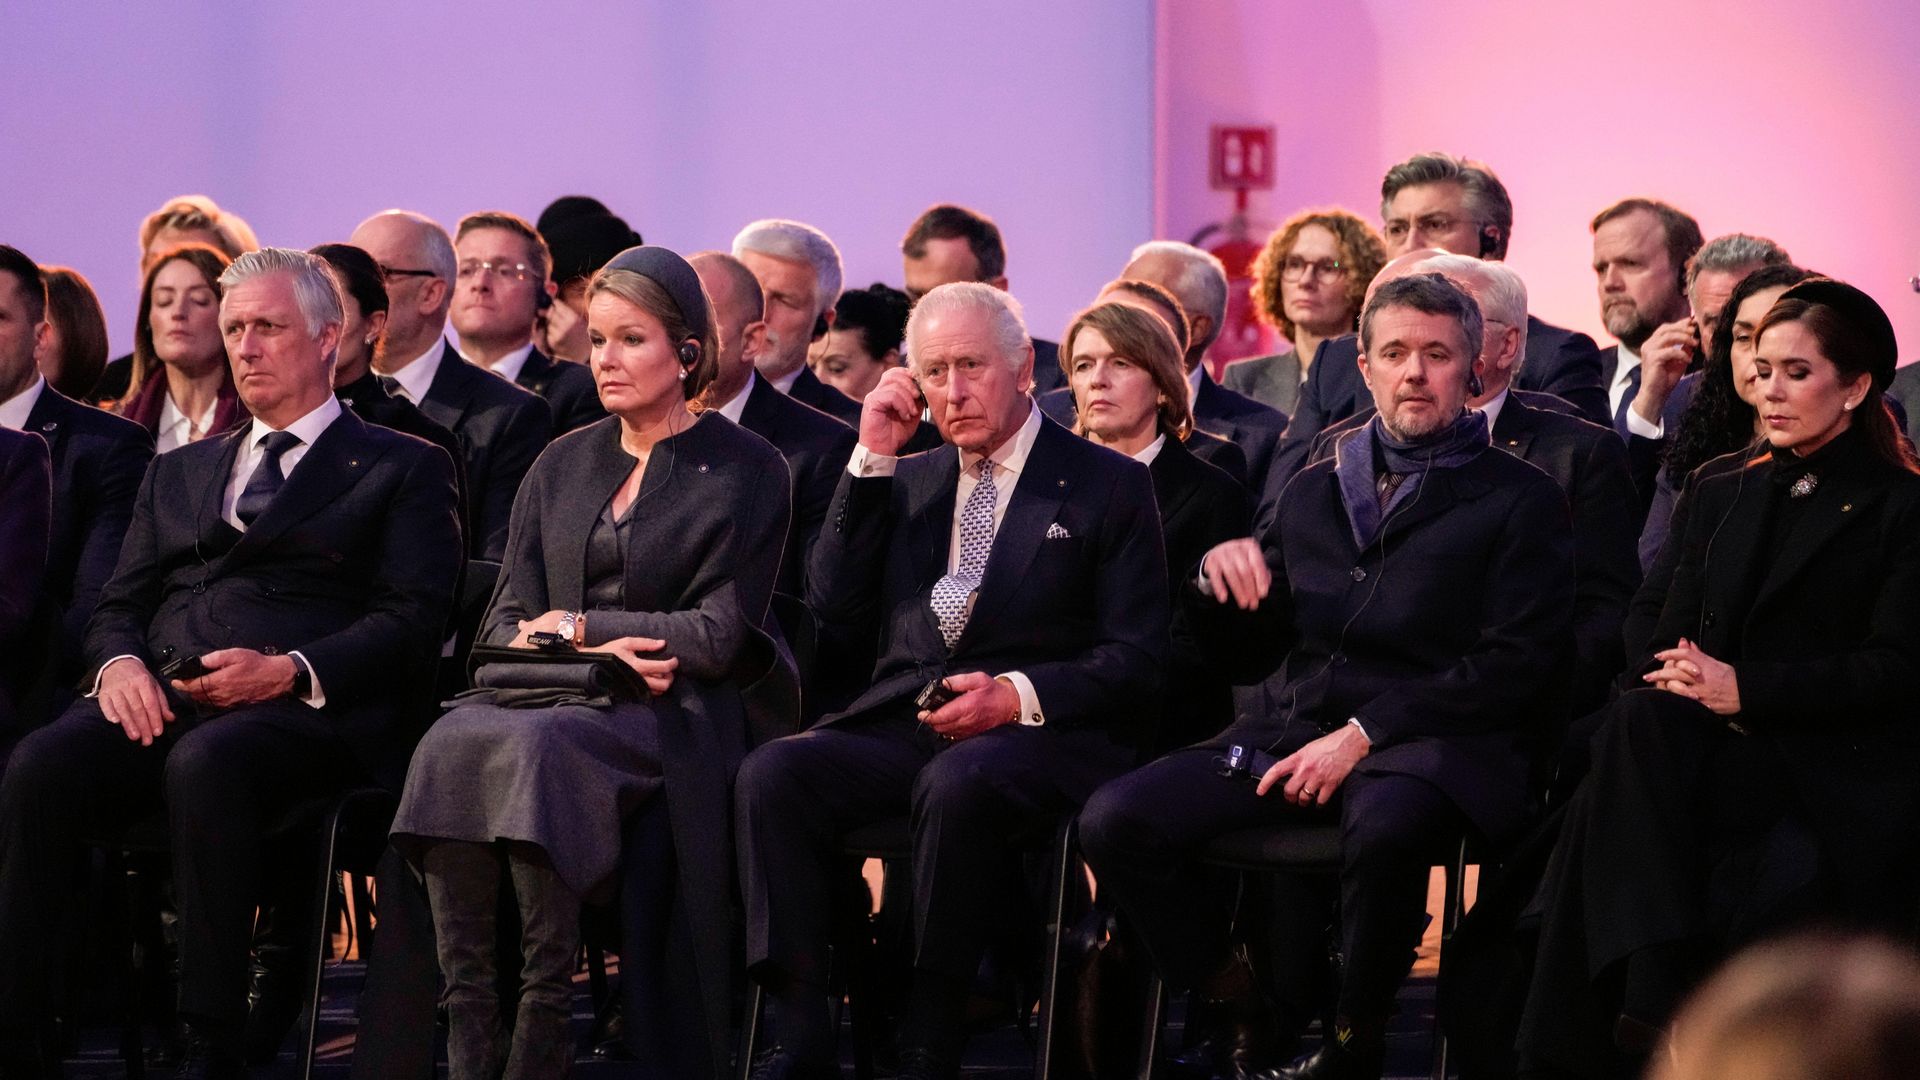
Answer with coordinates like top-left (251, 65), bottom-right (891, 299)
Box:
top-left (1079, 274), bottom-right (1575, 1080)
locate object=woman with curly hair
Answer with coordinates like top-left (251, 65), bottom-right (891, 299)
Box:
top-left (1222, 208), bottom-right (1386, 415)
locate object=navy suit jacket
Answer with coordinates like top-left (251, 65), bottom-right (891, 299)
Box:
top-left (1195, 438), bottom-right (1574, 838)
top-left (1520, 316), bottom-right (1609, 425)
top-left (85, 410), bottom-right (462, 786)
top-left (787, 365), bottom-right (864, 427)
top-left (417, 342), bottom-right (553, 562)
top-left (808, 413), bottom-right (1169, 749)
top-left (1030, 337), bottom-right (1065, 395)
top-left (21, 387), bottom-right (154, 683)
top-left (514, 347), bottom-right (606, 434)
top-left (0, 428), bottom-right (50, 731)
top-left (736, 374), bottom-right (858, 596)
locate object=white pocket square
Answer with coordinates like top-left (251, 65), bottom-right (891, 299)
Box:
top-left (1045, 522), bottom-right (1072, 540)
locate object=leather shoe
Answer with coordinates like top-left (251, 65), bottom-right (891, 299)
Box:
top-left (1167, 1031), bottom-right (1304, 1080)
top-left (893, 1045), bottom-right (960, 1080)
top-left (174, 1028), bottom-right (244, 1080)
top-left (745, 1045), bottom-right (843, 1080)
top-left (1262, 1030), bottom-right (1386, 1080)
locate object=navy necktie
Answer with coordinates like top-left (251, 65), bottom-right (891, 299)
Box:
top-left (376, 375), bottom-right (405, 400)
top-left (1613, 361), bottom-right (1643, 437)
top-left (235, 430), bottom-right (302, 527)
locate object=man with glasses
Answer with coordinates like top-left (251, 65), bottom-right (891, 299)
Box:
top-left (451, 211), bottom-right (605, 434)
top-left (349, 210), bottom-right (550, 561)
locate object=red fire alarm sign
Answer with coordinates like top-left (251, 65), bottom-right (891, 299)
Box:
top-left (1210, 125), bottom-right (1275, 190)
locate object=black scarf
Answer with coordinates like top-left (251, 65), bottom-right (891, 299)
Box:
top-left (1333, 409), bottom-right (1490, 549)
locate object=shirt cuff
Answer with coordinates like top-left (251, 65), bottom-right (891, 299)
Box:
top-left (1196, 552), bottom-right (1216, 594)
top-left (1625, 407), bottom-right (1664, 440)
top-left (87, 654), bottom-right (143, 697)
top-left (288, 650), bottom-right (326, 709)
top-left (847, 444), bottom-right (898, 477)
top-left (998, 671), bottom-right (1045, 726)
top-left (1346, 716), bottom-right (1373, 744)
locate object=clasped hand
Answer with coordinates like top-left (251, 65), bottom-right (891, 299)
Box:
top-left (1644, 636), bottom-right (1741, 715)
top-left (514, 610), bottom-right (677, 695)
top-left (102, 649), bottom-right (299, 745)
top-left (918, 671), bottom-right (1019, 741)
top-left (1255, 723), bottom-right (1371, 806)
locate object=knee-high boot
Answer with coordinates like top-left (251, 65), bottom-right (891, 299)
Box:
top-left (424, 840), bottom-right (507, 1080)
top-left (502, 843), bottom-right (581, 1080)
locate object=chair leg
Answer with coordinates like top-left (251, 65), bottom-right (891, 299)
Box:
top-left (1136, 973), bottom-right (1165, 1080)
top-left (1033, 820), bottom-right (1076, 1080)
top-left (297, 805), bottom-right (347, 1080)
top-left (737, 981), bottom-right (765, 1080)
top-left (1430, 838), bottom-right (1471, 1080)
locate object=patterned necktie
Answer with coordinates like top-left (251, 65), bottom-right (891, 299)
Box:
top-left (377, 374), bottom-right (407, 401)
top-left (235, 430), bottom-right (303, 527)
top-left (930, 459), bottom-right (997, 649)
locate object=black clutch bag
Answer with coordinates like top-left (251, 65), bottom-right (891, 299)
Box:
top-left (467, 642), bottom-right (650, 703)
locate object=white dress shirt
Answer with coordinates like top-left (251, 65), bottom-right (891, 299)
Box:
top-left (155, 391), bottom-right (218, 453)
top-left (382, 338), bottom-right (448, 404)
top-left (846, 402), bottom-right (1048, 725)
top-left (769, 366), bottom-right (804, 396)
top-left (1132, 433), bottom-right (1167, 465)
top-left (1475, 387), bottom-right (1511, 434)
top-left (482, 342), bottom-right (535, 384)
top-left (715, 370), bottom-right (757, 424)
top-left (92, 396), bottom-right (344, 709)
top-left (0, 375), bottom-right (46, 430)
top-left (1608, 343), bottom-right (1665, 438)
top-left (1185, 364), bottom-right (1204, 407)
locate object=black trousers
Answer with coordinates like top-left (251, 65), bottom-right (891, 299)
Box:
top-left (1077, 746), bottom-right (1463, 1023)
top-left (0, 696), bottom-right (358, 1029)
top-left (736, 709), bottom-right (1133, 988)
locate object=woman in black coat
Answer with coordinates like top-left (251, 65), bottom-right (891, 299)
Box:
top-left (1060, 299), bottom-right (1251, 751)
top-left (391, 247), bottom-right (795, 1080)
top-left (1518, 280), bottom-right (1920, 1079)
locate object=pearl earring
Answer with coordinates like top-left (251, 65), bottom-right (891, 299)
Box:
top-left (1845, 400), bottom-right (1857, 411)
top-left (677, 369), bottom-right (687, 381)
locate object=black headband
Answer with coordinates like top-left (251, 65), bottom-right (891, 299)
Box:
top-left (601, 245), bottom-right (710, 344)
top-left (1778, 278), bottom-right (1898, 392)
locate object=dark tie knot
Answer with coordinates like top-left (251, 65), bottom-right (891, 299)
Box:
top-left (258, 430), bottom-right (302, 458)
top-left (376, 375), bottom-right (403, 397)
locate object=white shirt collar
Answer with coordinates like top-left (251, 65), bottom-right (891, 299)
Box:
top-left (157, 391), bottom-right (219, 453)
top-left (1132, 432), bottom-right (1167, 464)
top-left (958, 400), bottom-right (1044, 480)
top-left (716, 370), bottom-right (756, 424)
top-left (769, 365), bottom-right (803, 396)
top-left (1186, 364), bottom-right (1204, 406)
top-left (385, 338), bottom-right (448, 403)
top-left (0, 375), bottom-right (46, 431)
top-left (481, 342), bottom-right (535, 383)
top-left (244, 394), bottom-right (343, 451)
top-left (1612, 342), bottom-right (1643, 388)
top-left (1475, 387), bottom-right (1511, 433)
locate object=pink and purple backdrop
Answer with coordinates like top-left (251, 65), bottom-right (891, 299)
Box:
top-left (6, 1), bottom-right (1916, 362)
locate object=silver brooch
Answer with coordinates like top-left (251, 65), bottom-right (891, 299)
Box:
top-left (1789, 473), bottom-right (1819, 499)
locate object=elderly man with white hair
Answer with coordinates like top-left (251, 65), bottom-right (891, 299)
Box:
top-left (735, 282), bottom-right (1169, 1080)
top-left (733, 217), bottom-right (862, 426)
top-left (1307, 252), bottom-right (1639, 715)
top-left (0, 248), bottom-right (461, 1079)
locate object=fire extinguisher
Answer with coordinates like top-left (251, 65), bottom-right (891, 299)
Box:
top-left (1190, 210), bottom-right (1278, 379)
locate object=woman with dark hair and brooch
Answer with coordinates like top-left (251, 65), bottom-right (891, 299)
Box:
top-left (390, 246), bottom-right (795, 1080)
top-left (115, 244), bottom-right (249, 446)
top-left (1518, 279), bottom-right (1920, 1080)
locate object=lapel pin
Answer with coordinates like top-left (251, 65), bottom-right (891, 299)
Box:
top-left (698, 463), bottom-right (709, 473)
top-left (349, 459), bottom-right (360, 468)
top-left (40, 421), bottom-right (57, 432)
top-left (1841, 502), bottom-right (1853, 512)
top-left (1056, 479), bottom-right (1066, 488)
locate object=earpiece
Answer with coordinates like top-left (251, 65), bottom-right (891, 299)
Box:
top-left (535, 289), bottom-right (552, 312)
top-left (1467, 369), bottom-right (1484, 398)
top-left (811, 312), bottom-right (829, 341)
top-left (678, 340), bottom-right (701, 369)
top-left (1477, 227), bottom-right (1498, 258)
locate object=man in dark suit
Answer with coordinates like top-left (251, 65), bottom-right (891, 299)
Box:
top-left (0, 245), bottom-right (154, 704)
top-left (0, 249), bottom-right (461, 1079)
top-left (1121, 242), bottom-right (1289, 494)
top-left (1375, 152), bottom-right (1609, 424)
top-left (900, 203), bottom-right (1066, 394)
top-left (350, 210), bottom-right (552, 561)
top-left (1306, 255), bottom-right (1638, 717)
top-left (1080, 274), bottom-right (1573, 1080)
top-left (451, 210), bottom-right (605, 433)
top-left (736, 283), bottom-right (1168, 1080)
top-left (0, 428), bottom-right (49, 738)
top-left (733, 218), bottom-right (865, 426)
top-left (1590, 198), bottom-right (1704, 441)
top-left (693, 251), bottom-right (857, 597)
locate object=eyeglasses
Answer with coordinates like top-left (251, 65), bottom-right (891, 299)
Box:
top-left (1280, 255), bottom-right (1347, 282)
top-left (455, 260), bottom-right (540, 284)
top-left (1381, 214), bottom-right (1472, 243)
top-left (379, 264), bottom-right (439, 282)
